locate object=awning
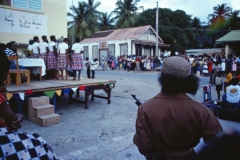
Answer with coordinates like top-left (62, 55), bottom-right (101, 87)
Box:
top-left (134, 40), bottom-right (170, 47)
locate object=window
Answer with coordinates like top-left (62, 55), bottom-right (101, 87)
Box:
top-left (12, 0), bottom-right (42, 11)
top-left (108, 44), bottom-right (115, 57)
top-left (83, 46), bottom-right (89, 60)
top-left (92, 45), bottom-right (98, 60)
top-left (120, 43), bottom-right (128, 56)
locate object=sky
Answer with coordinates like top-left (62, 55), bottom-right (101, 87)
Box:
top-left (67, 0), bottom-right (239, 24)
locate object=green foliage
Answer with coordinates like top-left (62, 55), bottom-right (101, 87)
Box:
top-left (98, 12), bottom-right (115, 31)
top-left (135, 8), bottom-right (200, 52)
top-left (67, 0), bottom-right (100, 41)
top-left (113, 0), bottom-right (140, 28)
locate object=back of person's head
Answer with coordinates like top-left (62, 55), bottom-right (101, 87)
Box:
top-left (86, 57), bottom-right (89, 61)
top-left (0, 45), bottom-right (10, 85)
top-left (6, 42), bottom-right (12, 48)
top-left (50, 35), bottom-right (56, 41)
top-left (29, 39), bottom-right (34, 45)
top-left (75, 37), bottom-right (80, 43)
top-left (193, 130), bottom-right (240, 160)
top-left (63, 38), bottom-right (69, 42)
top-left (230, 78), bottom-right (239, 86)
top-left (42, 35), bottom-right (48, 42)
top-left (33, 36), bottom-right (39, 42)
top-left (159, 56), bottom-right (199, 95)
top-left (0, 43), bottom-right (6, 50)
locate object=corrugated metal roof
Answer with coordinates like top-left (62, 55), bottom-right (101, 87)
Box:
top-left (216, 30), bottom-right (240, 42)
top-left (80, 25), bottom-right (163, 43)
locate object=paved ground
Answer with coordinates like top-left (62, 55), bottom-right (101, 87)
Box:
top-left (18, 67), bottom-right (240, 160)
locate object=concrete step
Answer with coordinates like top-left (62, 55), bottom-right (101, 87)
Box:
top-left (38, 113), bottom-right (60, 127)
top-left (34, 104), bottom-right (54, 117)
top-left (28, 96), bottom-right (51, 122)
top-left (28, 96), bottom-right (50, 107)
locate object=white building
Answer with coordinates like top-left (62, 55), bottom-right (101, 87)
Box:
top-left (0, 0), bottom-right (67, 44)
top-left (80, 25), bottom-right (169, 63)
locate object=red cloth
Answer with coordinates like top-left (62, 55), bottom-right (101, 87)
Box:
top-left (208, 61), bottom-right (213, 72)
top-left (25, 90), bottom-right (32, 95)
top-left (78, 86), bottom-right (86, 90)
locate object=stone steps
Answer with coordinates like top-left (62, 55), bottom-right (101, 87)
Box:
top-left (28, 96), bottom-right (60, 126)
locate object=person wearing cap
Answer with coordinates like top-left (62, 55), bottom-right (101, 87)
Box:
top-left (133, 56), bottom-right (222, 160)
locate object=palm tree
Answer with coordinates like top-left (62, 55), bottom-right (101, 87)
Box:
top-left (98, 12), bottom-right (115, 31)
top-left (192, 17), bottom-right (202, 36)
top-left (229, 10), bottom-right (240, 30)
top-left (87, 0), bottom-right (101, 16)
top-left (67, 0), bottom-right (101, 41)
top-left (113, 0), bottom-right (140, 28)
top-left (208, 3), bottom-right (232, 25)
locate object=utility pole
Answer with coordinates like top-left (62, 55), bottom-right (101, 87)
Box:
top-left (155, 2), bottom-right (159, 57)
top-left (72, 0), bottom-right (75, 45)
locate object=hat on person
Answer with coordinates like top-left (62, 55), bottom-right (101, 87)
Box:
top-left (161, 56), bottom-right (191, 77)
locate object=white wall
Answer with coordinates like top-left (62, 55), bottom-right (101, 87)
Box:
top-left (0, 0), bottom-right (67, 44)
top-left (80, 39), bottom-right (134, 60)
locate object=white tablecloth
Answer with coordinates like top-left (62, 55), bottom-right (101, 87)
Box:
top-left (18, 58), bottom-right (46, 76)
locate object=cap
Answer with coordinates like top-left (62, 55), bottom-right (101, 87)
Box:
top-left (161, 56), bottom-right (191, 77)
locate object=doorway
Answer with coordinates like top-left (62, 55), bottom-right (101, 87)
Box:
top-left (99, 50), bottom-right (108, 65)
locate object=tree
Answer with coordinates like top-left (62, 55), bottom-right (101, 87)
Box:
top-left (229, 10), bottom-right (240, 30)
top-left (98, 12), bottom-right (115, 31)
top-left (67, 0), bottom-right (101, 41)
top-left (207, 4), bottom-right (232, 47)
top-left (113, 0), bottom-right (139, 28)
top-left (208, 3), bottom-right (232, 22)
top-left (135, 8), bottom-right (199, 52)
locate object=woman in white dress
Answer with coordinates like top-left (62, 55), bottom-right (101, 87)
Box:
top-left (146, 57), bottom-right (151, 70)
top-left (202, 58), bottom-right (209, 76)
top-left (71, 37), bottom-right (84, 80)
top-left (221, 55), bottom-right (226, 75)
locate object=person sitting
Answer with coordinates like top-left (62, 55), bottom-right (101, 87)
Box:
top-left (222, 78), bottom-right (240, 107)
top-left (0, 44), bottom-right (58, 160)
top-left (3, 42), bottom-right (24, 69)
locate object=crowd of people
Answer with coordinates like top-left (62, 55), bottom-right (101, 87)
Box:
top-left (104, 55), bottom-right (162, 71)
top-left (1, 43), bottom-right (240, 159)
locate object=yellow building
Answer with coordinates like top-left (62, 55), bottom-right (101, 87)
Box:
top-left (0, 0), bottom-right (67, 44)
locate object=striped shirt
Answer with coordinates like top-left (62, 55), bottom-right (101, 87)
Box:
top-left (4, 48), bottom-right (16, 56)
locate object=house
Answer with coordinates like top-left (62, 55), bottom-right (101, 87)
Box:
top-left (80, 25), bottom-right (170, 63)
top-left (185, 48), bottom-right (224, 57)
top-left (216, 30), bottom-right (240, 57)
top-left (0, 0), bottom-right (67, 45)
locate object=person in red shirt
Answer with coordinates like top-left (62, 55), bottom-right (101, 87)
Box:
top-left (208, 59), bottom-right (213, 82)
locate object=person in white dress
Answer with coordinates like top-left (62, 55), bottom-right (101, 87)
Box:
top-left (31, 36), bottom-right (40, 58)
top-left (57, 38), bottom-right (69, 80)
top-left (221, 55), bottom-right (226, 75)
top-left (39, 36), bottom-right (49, 65)
top-left (71, 37), bottom-right (84, 80)
top-left (47, 35), bottom-right (58, 79)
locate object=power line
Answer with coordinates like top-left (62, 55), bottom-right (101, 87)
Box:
top-left (158, 26), bottom-right (233, 32)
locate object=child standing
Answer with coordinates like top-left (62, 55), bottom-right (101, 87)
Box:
top-left (215, 72), bottom-right (223, 101)
top-left (90, 58), bottom-right (98, 79)
top-left (85, 57), bottom-right (91, 78)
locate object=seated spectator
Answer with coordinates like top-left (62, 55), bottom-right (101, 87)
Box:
top-left (192, 129), bottom-right (240, 160)
top-left (4, 42), bottom-right (24, 69)
top-left (222, 78), bottom-right (240, 107)
top-left (0, 45), bottom-right (57, 159)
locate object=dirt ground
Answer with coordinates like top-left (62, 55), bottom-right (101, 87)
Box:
top-left (16, 69), bottom-right (240, 160)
